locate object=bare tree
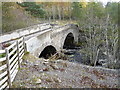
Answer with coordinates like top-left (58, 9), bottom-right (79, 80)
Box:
top-left (57, 5), bottom-right (61, 20)
top-left (52, 5), bottom-right (56, 21)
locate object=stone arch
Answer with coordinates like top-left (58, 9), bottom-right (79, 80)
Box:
top-left (39, 45), bottom-right (57, 59)
top-left (63, 32), bottom-right (75, 49)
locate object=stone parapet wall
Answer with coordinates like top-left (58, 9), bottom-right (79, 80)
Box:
top-left (0, 23), bottom-right (51, 43)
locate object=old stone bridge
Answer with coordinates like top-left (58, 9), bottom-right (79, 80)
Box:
top-left (0, 23), bottom-right (79, 58)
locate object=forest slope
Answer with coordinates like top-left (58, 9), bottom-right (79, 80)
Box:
top-left (2, 2), bottom-right (39, 33)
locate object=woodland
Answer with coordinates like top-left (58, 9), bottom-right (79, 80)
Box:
top-left (1, 2), bottom-right (120, 69)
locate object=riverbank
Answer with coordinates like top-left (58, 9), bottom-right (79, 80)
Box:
top-left (12, 53), bottom-right (119, 88)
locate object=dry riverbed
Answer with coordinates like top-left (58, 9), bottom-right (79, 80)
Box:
top-left (12, 53), bottom-right (119, 88)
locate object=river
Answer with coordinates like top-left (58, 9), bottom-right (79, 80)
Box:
top-left (63, 47), bottom-right (86, 64)
top-left (63, 47), bottom-right (102, 66)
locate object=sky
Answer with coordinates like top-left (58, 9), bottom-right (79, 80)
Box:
top-left (96, 0), bottom-right (119, 5)
top-left (0, 0), bottom-right (119, 4)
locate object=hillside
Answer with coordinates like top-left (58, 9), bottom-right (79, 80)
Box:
top-left (2, 2), bottom-right (39, 34)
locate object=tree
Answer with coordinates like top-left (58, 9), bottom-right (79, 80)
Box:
top-left (76, 2), bottom-right (119, 69)
top-left (17, 2), bottom-right (46, 18)
top-left (106, 2), bottom-right (119, 24)
top-left (71, 2), bottom-right (82, 19)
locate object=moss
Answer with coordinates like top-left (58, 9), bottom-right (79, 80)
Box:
top-left (33, 77), bottom-right (38, 82)
top-left (0, 53), bottom-right (6, 58)
top-left (69, 86), bottom-right (72, 88)
top-left (46, 78), bottom-right (52, 82)
top-left (25, 51), bottom-right (30, 55)
top-left (22, 53), bottom-right (39, 62)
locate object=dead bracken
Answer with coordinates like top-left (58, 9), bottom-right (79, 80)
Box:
top-left (11, 53), bottom-right (119, 88)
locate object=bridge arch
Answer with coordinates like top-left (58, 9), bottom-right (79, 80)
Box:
top-left (63, 32), bottom-right (75, 49)
top-left (26, 24), bottom-right (79, 57)
top-left (39, 45), bottom-right (57, 59)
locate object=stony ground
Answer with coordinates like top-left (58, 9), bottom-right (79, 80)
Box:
top-left (12, 53), bottom-right (120, 88)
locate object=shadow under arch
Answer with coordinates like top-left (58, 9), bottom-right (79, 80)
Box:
top-left (39, 45), bottom-right (56, 59)
top-left (63, 32), bottom-right (75, 49)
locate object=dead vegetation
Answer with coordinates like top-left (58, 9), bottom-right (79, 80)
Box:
top-left (49, 52), bottom-right (68, 61)
top-left (11, 53), bottom-right (119, 88)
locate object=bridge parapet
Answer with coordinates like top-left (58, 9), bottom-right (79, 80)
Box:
top-left (0, 23), bottom-right (51, 44)
top-left (51, 24), bottom-right (78, 38)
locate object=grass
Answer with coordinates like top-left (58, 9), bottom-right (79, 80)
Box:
top-left (2, 2), bottom-right (39, 34)
top-left (22, 52), bottom-right (39, 62)
top-left (51, 20), bottom-right (78, 25)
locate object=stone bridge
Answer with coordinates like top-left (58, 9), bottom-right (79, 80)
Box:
top-left (26, 24), bottom-right (79, 58)
top-left (0, 23), bottom-right (79, 58)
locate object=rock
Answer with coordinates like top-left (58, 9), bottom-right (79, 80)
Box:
top-left (69, 55), bottom-right (74, 57)
top-left (35, 79), bottom-right (42, 84)
top-left (55, 60), bottom-right (63, 63)
top-left (43, 68), bottom-right (49, 71)
top-left (44, 59), bottom-right (49, 62)
top-left (54, 74), bottom-right (58, 77)
top-left (38, 85), bottom-right (42, 88)
top-left (62, 63), bottom-right (67, 67)
top-left (34, 64), bottom-right (39, 66)
top-left (41, 73), bottom-right (47, 76)
top-left (22, 63), bottom-right (27, 66)
top-left (25, 60), bottom-right (29, 63)
top-left (43, 62), bottom-right (49, 65)
top-left (49, 61), bottom-right (56, 63)
top-left (102, 63), bottom-right (108, 67)
top-left (39, 69), bottom-right (43, 73)
top-left (50, 64), bottom-right (59, 70)
top-left (54, 78), bottom-right (61, 83)
top-left (103, 52), bottom-right (107, 55)
top-left (99, 59), bottom-right (107, 64)
top-left (59, 68), bottom-right (65, 72)
top-left (46, 78), bottom-right (53, 82)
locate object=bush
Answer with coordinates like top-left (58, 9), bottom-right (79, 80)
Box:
top-left (107, 61), bottom-right (120, 69)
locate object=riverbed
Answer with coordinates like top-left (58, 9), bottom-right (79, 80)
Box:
top-left (63, 47), bottom-right (91, 65)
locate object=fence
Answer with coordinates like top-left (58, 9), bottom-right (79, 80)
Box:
top-left (0, 37), bottom-right (26, 89)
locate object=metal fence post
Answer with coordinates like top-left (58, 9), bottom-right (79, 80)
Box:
top-left (17, 41), bottom-right (20, 68)
top-left (5, 48), bottom-right (12, 87)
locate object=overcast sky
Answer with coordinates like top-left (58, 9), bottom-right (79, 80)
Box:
top-left (94, 0), bottom-right (119, 5)
top-left (0, 0), bottom-right (119, 4)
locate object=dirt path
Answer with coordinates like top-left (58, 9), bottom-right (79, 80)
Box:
top-left (12, 54), bottom-right (119, 88)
